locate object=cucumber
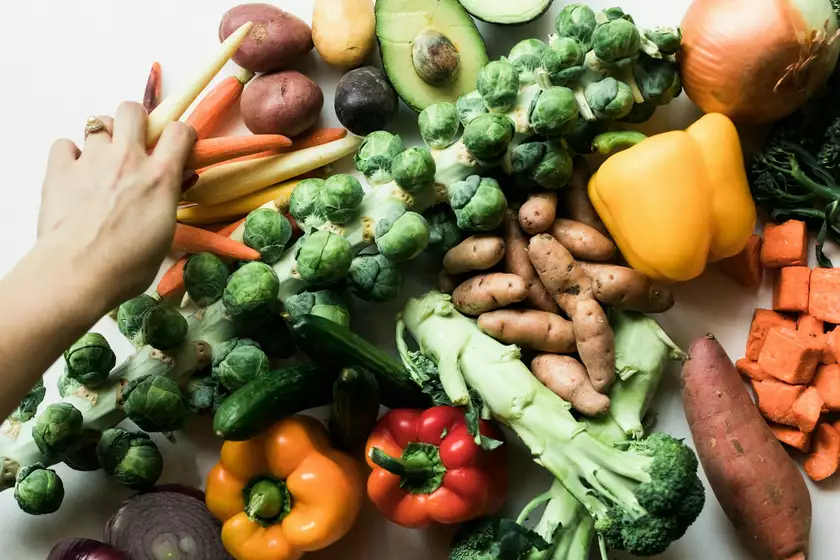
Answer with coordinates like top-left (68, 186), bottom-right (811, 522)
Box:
top-left (289, 315), bottom-right (429, 408)
top-left (329, 367), bottom-right (381, 451)
top-left (213, 361), bottom-right (335, 441)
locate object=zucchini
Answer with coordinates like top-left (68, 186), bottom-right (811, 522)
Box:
top-left (329, 367), bottom-right (381, 451)
top-left (213, 361), bottom-right (335, 441)
top-left (289, 315), bottom-right (429, 408)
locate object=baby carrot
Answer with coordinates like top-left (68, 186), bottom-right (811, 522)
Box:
top-left (186, 67), bottom-right (255, 139)
top-left (143, 62), bottom-right (162, 113)
top-left (157, 256), bottom-right (188, 301)
top-left (172, 223), bottom-right (260, 261)
top-left (186, 135), bottom-right (292, 170)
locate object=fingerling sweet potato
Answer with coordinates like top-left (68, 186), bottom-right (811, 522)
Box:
top-left (503, 211), bottom-right (558, 313)
top-left (478, 309), bottom-right (575, 353)
top-left (527, 234), bottom-right (593, 314)
top-left (549, 219), bottom-right (616, 262)
top-left (572, 299), bottom-right (615, 392)
top-left (452, 273), bottom-right (528, 316)
top-left (443, 235), bottom-right (505, 275)
top-left (531, 354), bottom-right (610, 416)
top-left (577, 262), bottom-right (674, 313)
top-left (519, 192), bottom-right (558, 235)
top-left (564, 157), bottom-right (608, 236)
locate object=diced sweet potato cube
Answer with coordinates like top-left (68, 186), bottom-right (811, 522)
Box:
top-left (752, 378), bottom-right (806, 426)
top-left (745, 309), bottom-right (797, 361)
top-left (769, 423), bottom-right (812, 453)
top-left (804, 423), bottom-right (840, 481)
top-left (757, 327), bottom-right (822, 384)
top-left (824, 328), bottom-right (840, 365)
top-left (813, 364), bottom-right (840, 411)
top-left (792, 387), bottom-right (823, 433)
top-left (772, 267), bottom-right (811, 313)
top-left (760, 220), bottom-right (807, 268)
top-left (717, 234), bottom-right (764, 289)
top-left (735, 358), bottom-right (771, 381)
top-left (809, 268), bottom-right (840, 323)
top-left (798, 314), bottom-right (825, 338)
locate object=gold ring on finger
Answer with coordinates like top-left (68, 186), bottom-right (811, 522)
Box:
top-left (84, 116), bottom-right (108, 139)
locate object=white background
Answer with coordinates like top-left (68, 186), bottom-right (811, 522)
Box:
top-left (0, 1), bottom-right (831, 559)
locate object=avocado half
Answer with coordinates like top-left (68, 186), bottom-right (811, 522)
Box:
top-left (458, 0), bottom-right (554, 25)
top-left (376, 0), bottom-right (489, 112)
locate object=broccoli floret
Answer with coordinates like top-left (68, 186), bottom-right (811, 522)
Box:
top-left (450, 518), bottom-right (497, 560)
top-left (817, 117), bottom-right (840, 173)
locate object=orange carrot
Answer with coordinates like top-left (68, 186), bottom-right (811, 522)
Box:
top-left (717, 233), bottom-right (763, 289)
top-left (772, 266), bottom-right (811, 313)
top-left (196, 150), bottom-right (277, 174)
top-left (761, 220), bottom-right (808, 269)
top-left (809, 268), bottom-right (840, 323)
top-left (157, 256), bottom-right (188, 300)
top-left (792, 387), bottom-right (823, 433)
top-left (172, 223), bottom-right (260, 261)
top-left (758, 327), bottom-right (822, 385)
top-left (286, 213), bottom-right (302, 242)
top-left (746, 309), bottom-right (797, 361)
top-left (804, 423), bottom-right (840, 481)
top-left (143, 62), bottom-right (162, 114)
top-left (186, 69), bottom-right (255, 140)
top-left (186, 135), bottom-right (292, 170)
top-left (216, 218), bottom-right (247, 238)
top-left (769, 423), bottom-right (812, 453)
top-left (812, 364), bottom-right (840, 411)
top-left (735, 358), bottom-right (771, 381)
top-left (753, 378), bottom-right (806, 426)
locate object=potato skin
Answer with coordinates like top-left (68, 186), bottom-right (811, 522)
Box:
top-left (443, 235), bottom-right (505, 275)
top-left (438, 270), bottom-right (460, 294)
top-left (242, 71), bottom-right (324, 137)
top-left (220, 4), bottom-right (313, 73)
top-left (313, 0), bottom-right (375, 69)
top-left (531, 354), bottom-right (611, 416)
top-left (503, 211), bottom-right (558, 313)
top-left (577, 262), bottom-right (674, 313)
top-left (572, 299), bottom-right (615, 392)
top-left (527, 234), bottom-right (593, 313)
top-left (452, 273), bottom-right (528, 316)
top-left (478, 309), bottom-right (575, 353)
top-left (550, 219), bottom-right (616, 262)
top-left (519, 192), bottom-right (558, 235)
top-left (682, 336), bottom-right (812, 560)
top-left (564, 157), bottom-right (609, 236)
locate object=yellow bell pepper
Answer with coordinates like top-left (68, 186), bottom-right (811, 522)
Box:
top-left (205, 416), bottom-right (364, 560)
top-left (587, 113), bottom-right (757, 282)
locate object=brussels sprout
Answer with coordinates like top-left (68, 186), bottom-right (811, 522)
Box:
top-left (8, 379), bottom-right (46, 423)
top-left (477, 60), bottom-right (520, 113)
top-left (63, 429), bottom-right (102, 472)
top-left (584, 77), bottom-right (634, 120)
top-left (602, 7), bottom-right (634, 22)
top-left (456, 91), bottom-right (488, 127)
top-left (419, 103), bottom-right (461, 149)
top-left (592, 17), bottom-right (641, 63)
top-left (354, 131), bottom-right (405, 185)
top-left (449, 176), bottom-right (508, 232)
top-left (285, 290), bottom-right (351, 326)
top-left (183, 372), bottom-right (222, 415)
top-left (528, 87), bottom-right (579, 138)
top-left (122, 374), bottom-right (188, 432)
top-left (555, 3), bottom-right (597, 47)
top-left (141, 305), bottom-right (188, 351)
top-left (244, 209), bottom-right (293, 264)
top-left (644, 27), bottom-right (682, 55)
top-left (620, 101), bottom-right (657, 124)
top-left (288, 178), bottom-right (326, 227)
top-left (96, 427), bottom-right (163, 490)
top-left (508, 39), bottom-right (546, 85)
top-left (513, 141), bottom-right (574, 191)
top-left (511, 141), bottom-right (546, 177)
top-left (117, 294), bottom-right (158, 344)
top-left (64, 333), bottom-right (116, 389)
top-left (375, 211), bottom-right (431, 262)
top-left (392, 147), bottom-right (436, 193)
top-left (14, 464), bottom-right (64, 515)
top-left (412, 29), bottom-right (460, 85)
top-left (563, 115), bottom-right (608, 154)
top-left (425, 208), bottom-right (463, 253)
top-left (213, 339), bottom-right (270, 392)
top-left (32, 403), bottom-right (83, 457)
top-left (348, 254), bottom-right (404, 302)
top-left (184, 252), bottom-right (230, 307)
top-left (319, 175), bottom-right (364, 224)
top-left (223, 262), bottom-right (280, 321)
top-left (540, 37), bottom-right (586, 87)
top-left (634, 55), bottom-right (682, 106)
top-left (57, 372), bottom-right (84, 399)
top-left (296, 231), bottom-right (353, 285)
top-left (463, 113), bottom-right (515, 162)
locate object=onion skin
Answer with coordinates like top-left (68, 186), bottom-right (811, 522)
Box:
top-left (47, 539), bottom-right (130, 560)
top-left (681, 0), bottom-right (840, 125)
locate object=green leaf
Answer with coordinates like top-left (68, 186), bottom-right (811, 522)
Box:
top-left (466, 391), bottom-right (504, 451)
top-left (491, 519), bottom-right (550, 560)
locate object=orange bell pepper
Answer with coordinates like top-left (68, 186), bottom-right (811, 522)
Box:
top-left (205, 416), bottom-right (364, 560)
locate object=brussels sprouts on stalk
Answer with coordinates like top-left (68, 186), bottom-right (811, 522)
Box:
top-left (539, 37), bottom-right (585, 87)
top-left (554, 3), bottom-right (597, 48)
top-left (564, 115), bottom-right (608, 154)
top-left (213, 339), bottom-right (270, 392)
top-left (63, 332), bottom-right (115, 389)
top-left (592, 16), bottom-right (641, 63)
top-left (463, 113), bottom-right (515, 162)
top-left (419, 103), bottom-right (461, 149)
top-left (223, 262), bottom-right (280, 321)
top-left (285, 290), bottom-right (351, 326)
top-left (32, 403), bottom-right (83, 457)
top-left (96, 427), bottom-right (163, 490)
top-left (141, 305), bottom-right (188, 351)
top-left (634, 55), bottom-right (682, 106)
top-left (184, 373), bottom-right (222, 415)
top-left (620, 101), bottom-right (657, 124)
top-left (63, 429), bottom-right (102, 472)
top-left (348, 254), bottom-right (404, 302)
top-left (244, 209), bottom-right (293, 264)
top-left (184, 252), bottom-right (230, 307)
top-left (477, 60), bottom-right (520, 113)
top-left (644, 27), bottom-right (682, 55)
top-left (511, 141), bottom-right (574, 191)
top-left (117, 294), bottom-right (158, 345)
top-left (122, 374), bottom-right (188, 432)
top-left (449, 176), bottom-right (507, 232)
top-left (425, 208), bottom-right (463, 253)
top-left (296, 231), bottom-right (353, 285)
top-left (375, 211), bottom-right (431, 262)
top-left (8, 379), bottom-right (46, 423)
top-left (14, 464), bottom-right (64, 515)
top-left (585, 77), bottom-right (635, 120)
top-left (392, 147), bottom-right (436, 193)
top-left (319, 174), bottom-right (364, 224)
top-left (289, 178), bottom-right (326, 227)
top-left (354, 131), bottom-right (405, 185)
top-left (456, 91), bottom-right (488, 127)
top-left (508, 39), bottom-right (546, 85)
top-left (529, 87), bottom-right (579, 138)
top-left (412, 29), bottom-right (460, 85)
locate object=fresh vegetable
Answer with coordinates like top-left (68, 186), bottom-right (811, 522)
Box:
top-left (576, 262), bottom-right (675, 313)
top-left (122, 374), bottom-right (189, 432)
top-left (549, 218), bottom-right (616, 262)
top-left (348, 253), bottom-right (405, 302)
top-left (758, 327), bottom-right (822, 384)
top-left (680, 0), bottom-right (840, 125)
top-left (809, 268), bottom-right (840, 322)
top-left (793, 387), bottom-right (823, 433)
top-left (14, 464), bottom-right (64, 515)
top-left (682, 335), bottom-right (812, 560)
top-left (219, 4), bottom-right (314, 73)
top-left (375, 0), bottom-right (489, 111)
top-left (478, 309), bottom-right (575, 354)
top-left (334, 66), bottom-right (398, 136)
top-left (762, 220), bottom-right (808, 268)
top-left (717, 233), bottom-right (764, 289)
top-left (206, 416), bottom-right (364, 560)
top-left (443, 235), bottom-right (505, 275)
top-left (531, 354), bottom-right (610, 416)
top-left (313, 0), bottom-right (375, 68)
top-left (519, 191), bottom-right (558, 235)
top-left (588, 114), bottom-right (757, 282)
top-left (419, 103), bottom-right (461, 150)
top-left (96, 428), bottom-right (163, 490)
top-left (64, 333), bottom-right (116, 389)
top-left (502, 210), bottom-right (557, 313)
top-left (6, 379), bottom-right (46, 425)
top-left (186, 134), bottom-right (292, 170)
top-left (296, 230), bottom-right (353, 284)
top-left (564, 157), bottom-right (607, 235)
top-left (173, 224), bottom-right (261, 261)
top-left (183, 252), bottom-right (229, 307)
top-left (212, 339), bottom-right (269, 393)
top-left (116, 294), bottom-right (158, 346)
top-left (157, 256), bottom-right (189, 301)
top-left (222, 262), bottom-right (280, 321)
top-left (186, 68), bottom-right (256, 140)
top-left (452, 273), bottom-right (528, 316)
top-left (141, 304), bottom-right (188, 351)
top-left (771, 424), bottom-right (812, 453)
top-left (142, 62), bottom-right (162, 114)
top-left (457, 0), bottom-right (553, 25)
top-left (177, 181), bottom-right (302, 225)
top-left (746, 309), bottom-right (797, 360)
top-left (805, 423), bottom-right (840, 481)
top-left (105, 488), bottom-right (228, 560)
top-left (284, 290), bottom-right (350, 327)
top-left (241, 71), bottom-right (324, 137)
top-left (330, 367), bottom-right (381, 451)
top-left (774, 266), bottom-right (811, 312)
top-left (243, 208), bottom-right (293, 264)
top-left (48, 539), bottom-right (129, 560)
top-left (32, 403), bottom-right (83, 457)
top-left (753, 379), bottom-right (806, 427)
top-left (365, 406), bottom-right (507, 528)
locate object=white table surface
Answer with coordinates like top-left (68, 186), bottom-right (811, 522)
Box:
top-left (0, 1), bottom-right (833, 558)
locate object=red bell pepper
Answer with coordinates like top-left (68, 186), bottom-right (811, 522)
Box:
top-left (364, 406), bottom-right (507, 528)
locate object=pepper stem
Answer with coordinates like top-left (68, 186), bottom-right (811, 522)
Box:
top-left (244, 477), bottom-right (292, 526)
top-left (371, 442), bottom-right (446, 495)
top-left (371, 447), bottom-right (437, 478)
top-left (591, 131), bottom-right (648, 155)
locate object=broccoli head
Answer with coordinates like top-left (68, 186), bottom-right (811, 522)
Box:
top-left (450, 518), bottom-right (497, 560)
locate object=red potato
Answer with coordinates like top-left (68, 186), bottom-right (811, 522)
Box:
top-left (531, 354), bottom-right (610, 416)
top-left (242, 71), bottom-right (324, 137)
top-left (220, 4), bottom-right (314, 73)
top-left (681, 335), bottom-right (812, 560)
top-left (519, 192), bottom-right (558, 235)
top-left (502, 210), bottom-right (558, 313)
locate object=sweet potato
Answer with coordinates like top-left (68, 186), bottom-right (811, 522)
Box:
top-left (443, 235), bottom-right (505, 275)
top-left (804, 423), bottom-right (840, 481)
top-left (549, 219), bottom-right (616, 262)
top-left (769, 423), bottom-right (812, 453)
top-left (576, 262), bottom-right (674, 313)
top-left (753, 378), bottom-right (806, 427)
top-left (812, 364), bottom-right (840, 411)
top-left (519, 192), bottom-right (558, 235)
top-left (735, 358), bottom-right (771, 381)
top-left (797, 314), bottom-right (824, 340)
top-left (717, 233), bottom-right (764, 289)
top-left (531, 354), bottom-right (610, 416)
top-left (808, 268), bottom-right (840, 323)
top-left (478, 309), bottom-right (575, 354)
top-left (241, 71), bottom-right (324, 137)
top-left (823, 327), bottom-right (840, 364)
top-left (773, 267), bottom-right (811, 313)
top-left (681, 336), bottom-right (812, 560)
top-left (792, 387), bottom-right (823, 433)
top-left (761, 220), bottom-right (807, 269)
top-left (452, 273), bottom-right (528, 316)
top-left (502, 210), bottom-right (557, 313)
top-left (745, 309), bottom-right (797, 361)
top-left (563, 157), bottom-right (608, 235)
top-left (757, 327), bottom-right (821, 385)
top-left (572, 299), bottom-right (615, 392)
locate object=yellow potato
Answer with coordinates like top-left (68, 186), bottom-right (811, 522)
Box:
top-left (519, 192), bottom-right (558, 235)
top-left (550, 219), bottom-right (616, 262)
top-left (313, 0), bottom-right (375, 69)
top-left (452, 273), bottom-right (528, 316)
top-left (443, 235), bottom-right (505, 275)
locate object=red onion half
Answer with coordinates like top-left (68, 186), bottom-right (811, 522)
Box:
top-left (47, 539), bottom-right (129, 560)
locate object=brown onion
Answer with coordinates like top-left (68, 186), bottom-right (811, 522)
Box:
top-left (681, 0), bottom-right (840, 125)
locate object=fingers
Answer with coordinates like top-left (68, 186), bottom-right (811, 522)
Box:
top-left (153, 121), bottom-right (197, 170)
top-left (83, 115), bottom-right (114, 151)
top-left (48, 139), bottom-right (81, 168)
top-left (113, 101), bottom-right (148, 149)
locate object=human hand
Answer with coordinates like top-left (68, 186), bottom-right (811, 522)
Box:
top-left (37, 101), bottom-right (196, 310)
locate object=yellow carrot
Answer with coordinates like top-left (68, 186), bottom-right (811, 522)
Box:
top-left (177, 179), bottom-right (303, 225)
